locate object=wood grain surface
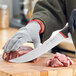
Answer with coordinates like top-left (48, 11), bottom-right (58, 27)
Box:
top-left (0, 53), bottom-right (76, 76)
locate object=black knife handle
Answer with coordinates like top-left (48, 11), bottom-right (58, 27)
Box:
top-left (60, 25), bottom-right (69, 38)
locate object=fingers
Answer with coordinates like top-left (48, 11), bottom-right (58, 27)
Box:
top-left (3, 38), bottom-right (18, 53)
top-left (11, 33), bottom-right (32, 51)
top-left (34, 33), bottom-right (41, 48)
top-left (3, 34), bottom-right (32, 53)
top-left (10, 38), bottom-right (27, 51)
top-left (3, 33), bottom-right (19, 51)
top-left (3, 39), bottom-right (12, 52)
top-left (7, 38), bottom-right (18, 52)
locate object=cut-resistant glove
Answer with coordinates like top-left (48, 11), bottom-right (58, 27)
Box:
top-left (3, 21), bottom-right (41, 53)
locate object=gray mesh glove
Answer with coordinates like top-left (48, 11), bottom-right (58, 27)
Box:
top-left (3, 21), bottom-right (41, 53)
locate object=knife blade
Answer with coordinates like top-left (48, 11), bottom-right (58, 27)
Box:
top-left (9, 25), bottom-right (69, 63)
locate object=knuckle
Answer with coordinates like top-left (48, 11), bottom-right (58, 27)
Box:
top-left (11, 38), bottom-right (17, 43)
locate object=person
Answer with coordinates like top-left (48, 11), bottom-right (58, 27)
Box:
top-left (3, 0), bottom-right (76, 53)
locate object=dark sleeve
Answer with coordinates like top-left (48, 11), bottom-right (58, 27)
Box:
top-left (30, 0), bottom-right (67, 42)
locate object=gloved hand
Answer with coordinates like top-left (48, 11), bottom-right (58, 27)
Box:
top-left (3, 21), bottom-right (41, 53)
top-left (69, 9), bottom-right (76, 33)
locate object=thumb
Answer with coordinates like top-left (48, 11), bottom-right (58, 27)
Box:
top-left (33, 34), bottom-right (41, 48)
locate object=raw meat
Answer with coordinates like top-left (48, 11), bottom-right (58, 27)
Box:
top-left (67, 57), bottom-right (74, 65)
top-left (2, 46), bottom-right (38, 62)
top-left (47, 58), bottom-right (63, 67)
top-left (47, 52), bottom-right (73, 67)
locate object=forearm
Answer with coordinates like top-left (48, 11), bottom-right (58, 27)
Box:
top-left (30, 0), bottom-right (67, 42)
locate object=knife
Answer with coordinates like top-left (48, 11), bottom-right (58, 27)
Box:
top-left (9, 25), bottom-right (69, 63)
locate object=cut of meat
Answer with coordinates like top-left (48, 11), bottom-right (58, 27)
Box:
top-left (67, 57), bottom-right (74, 65)
top-left (54, 52), bottom-right (68, 66)
top-left (64, 60), bottom-right (70, 67)
top-left (51, 58), bottom-right (64, 67)
top-left (2, 46), bottom-right (38, 62)
top-left (47, 58), bottom-right (63, 67)
top-left (47, 52), bottom-right (74, 67)
top-left (54, 52), bottom-right (67, 63)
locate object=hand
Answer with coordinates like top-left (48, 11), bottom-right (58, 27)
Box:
top-left (3, 21), bottom-right (41, 53)
top-left (69, 9), bottom-right (76, 33)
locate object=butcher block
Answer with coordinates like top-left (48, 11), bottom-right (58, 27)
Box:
top-left (0, 52), bottom-right (76, 76)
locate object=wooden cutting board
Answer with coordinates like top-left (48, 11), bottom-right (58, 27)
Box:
top-left (0, 53), bottom-right (76, 76)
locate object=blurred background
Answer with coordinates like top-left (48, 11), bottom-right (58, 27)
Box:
top-left (0, 0), bottom-right (38, 28)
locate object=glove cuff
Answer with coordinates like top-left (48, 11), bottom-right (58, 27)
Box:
top-left (28, 19), bottom-right (43, 34)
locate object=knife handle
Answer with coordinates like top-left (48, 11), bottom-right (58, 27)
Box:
top-left (60, 24), bottom-right (69, 38)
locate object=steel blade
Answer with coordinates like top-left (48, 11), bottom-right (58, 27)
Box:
top-left (9, 32), bottom-right (66, 63)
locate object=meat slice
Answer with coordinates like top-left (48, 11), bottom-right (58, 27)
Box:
top-left (54, 52), bottom-right (67, 62)
top-left (54, 52), bottom-right (68, 67)
top-left (67, 57), bottom-right (74, 65)
top-left (47, 58), bottom-right (63, 67)
top-left (47, 52), bottom-right (74, 67)
top-left (2, 46), bottom-right (38, 62)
